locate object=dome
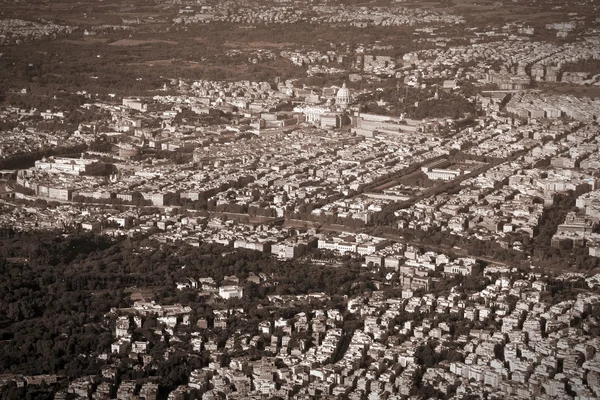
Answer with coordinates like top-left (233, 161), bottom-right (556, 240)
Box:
top-left (335, 82), bottom-right (351, 108)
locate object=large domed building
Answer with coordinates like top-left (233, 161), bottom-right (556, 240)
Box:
top-left (335, 82), bottom-right (352, 109)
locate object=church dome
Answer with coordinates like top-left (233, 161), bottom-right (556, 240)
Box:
top-left (335, 82), bottom-right (351, 108)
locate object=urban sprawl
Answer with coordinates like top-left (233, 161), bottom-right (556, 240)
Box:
top-left (2, 0), bottom-right (600, 399)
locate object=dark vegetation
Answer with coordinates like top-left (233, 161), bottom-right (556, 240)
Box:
top-left (0, 230), bottom-right (121, 377)
top-left (0, 229), bottom-right (365, 379)
top-left (172, 108), bottom-right (235, 127)
top-left (525, 191), bottom-right (600, 271)
top-left (0, 144), bottom-right (88, 170)
top-left (561, 59), bottom-right (600, 77)
top-left (0, 223), bottom-right (506, 400)
top-left (0, 23), bottom-right (334, 94)
top-left (0, 14), bottom-right (448, 96)
top-left (358, 86), bottom-right (478, 119)
top-left (368, 217), bottom-right (600, 272)
top-left (0, 222), bottom-right (596, 398)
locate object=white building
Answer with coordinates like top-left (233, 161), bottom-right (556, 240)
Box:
top-left (335, 82), bottom-right (352, 109)
top-left (34, 157), bottom-right (104, 176)
top-left (219, 285), bottom-right (244, 299)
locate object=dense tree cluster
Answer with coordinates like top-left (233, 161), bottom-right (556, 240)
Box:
top-left (0, 229), bottom-right (367, 380)
top-left (358, 86), bottom-right (478, 119)
top-left (173, 108), bottom-right (235, 126)
top-left (524, 191), bottom-right (600, 271)
top-left (0, 144), bottom-right (88, 170)
top-left (560, 59), bottom-right (600, 77)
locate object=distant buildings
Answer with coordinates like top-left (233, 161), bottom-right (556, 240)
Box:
top-left (34, 157), bottom-right (104, 176)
